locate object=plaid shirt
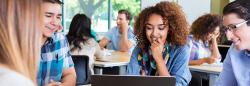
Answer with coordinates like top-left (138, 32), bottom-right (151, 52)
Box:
top-left (37, 33), bottom-right (74, 86)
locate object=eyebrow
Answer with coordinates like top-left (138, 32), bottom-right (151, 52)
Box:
top-left (145, 23), bottom-right (165, 26)
top-left (45, 12), bottom-right (62, 16)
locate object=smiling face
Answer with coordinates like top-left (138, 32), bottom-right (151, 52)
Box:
top-left (145, 14), bottom-right (168, 45)
top-left (42, 2), bottom-right (61, 38)
top-left (223, 13), bottom-right (250, 50)
top-left (116, 13), bottom-right (129, 29)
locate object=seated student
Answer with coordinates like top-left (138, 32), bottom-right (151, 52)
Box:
top-left (37, 0), bottom-right (76, 86)
top-left (189, 14), bottom-right (222, 65)
top-left (126, 1), bottom-right (191, 86)
top-left (99, 9), bottom-right (136, 53)
top-left (0, 0), bottom-right (42, 85)
top-left (217, 1), bottom-right (250, 86)
top-left (67, 14), bottom-right (104, 74)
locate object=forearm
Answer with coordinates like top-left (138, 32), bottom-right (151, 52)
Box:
top-left (155, 57), bottom-right (170, 76)
top-left (189, 59), bottom-right (205, 65)
top-left (210, 39), bottom-right (221, 58)
top-left (156, 61), bottom-right (170, 76)
top-left (119, 32), bottom-right (131, 52)
top-left (61, 68), bottom-right (76, 86)
top-left (99, 38), bottom-right (109, 50)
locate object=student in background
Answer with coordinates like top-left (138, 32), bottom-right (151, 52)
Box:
top-left (126, 1), bottom-right (191, 86)
top-left (37, 0), bottom-right (76, 86)
top-left (217, 1), bottom-right (250, 86)
top-left (99, 9), bottom-right (136, 53)
top-left (189, 14), bottom-right (222, 65)
top-left (67, 13), bottom-right (104, 74)
top-left (0, 0), bottom-right (42, 85)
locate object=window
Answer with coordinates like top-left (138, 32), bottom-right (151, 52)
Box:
top-left (63, 0), bottom-right (140, 33)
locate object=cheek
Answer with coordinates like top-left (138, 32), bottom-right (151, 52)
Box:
top-left (146, 30), bottom-right (152, 41)
top-left (43, 18), bottom-right (51, 25)
top-left (160, 30), bottom-right (168, 42)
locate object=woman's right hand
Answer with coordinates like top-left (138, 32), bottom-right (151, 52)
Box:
top-left (150, 38), bottom-right (164, 62)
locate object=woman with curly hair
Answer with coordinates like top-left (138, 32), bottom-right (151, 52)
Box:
top-left (189, 14), bottom-right (222, 65)
top-left (126, 1), bottom-right (191, 86)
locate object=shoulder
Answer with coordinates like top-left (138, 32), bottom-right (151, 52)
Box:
top-left (52, 32), bottom-right (67, 41)
top-left (172, 43), bottom-right (191, 52)
top-left (109, 26), bottom-right (119, 33)
top-left (0, 68), bottom-right (34, 86)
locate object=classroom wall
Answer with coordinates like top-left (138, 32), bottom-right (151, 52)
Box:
top-left (141, 0), bottom-right (173, 10)
top-left (141, 0), bottom-right (211, 25)
top-left (211, 0), bottom-right (230, 15)
top-left (177, 0), bottom-right (211, 25)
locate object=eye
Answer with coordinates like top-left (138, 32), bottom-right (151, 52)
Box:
top-left (145, 26), bottom-right (153, 30)
top-left (228, 24), bottom-right (237, 29)
top-left (45, 15), bottom-right (52, 18)
top-left (57, 16), bottom-right (61, 20)
top-left (158, 26), bottom-right (165, 30)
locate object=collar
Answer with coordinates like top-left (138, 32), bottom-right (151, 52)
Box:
top-left (244, 50), bottom-right (250, 57)
top-left (43, 37), bottom-right (54, 45)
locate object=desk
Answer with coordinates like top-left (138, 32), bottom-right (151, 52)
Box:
top-left (189, 64), bottom-right (223, 86)
top-left (94, 51), bottom-right (130, 75)
top-left (218, 45), bottom-right (230, 48)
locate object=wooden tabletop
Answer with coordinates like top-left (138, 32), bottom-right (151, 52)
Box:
top-left (218, 45), bottom-right (230, 48)
top-left (94, 51), bottom-right (131, 67)
top-left (189, 64), bottom-right (223, 74)
top-left (96, 51), bottom-right (131, 62)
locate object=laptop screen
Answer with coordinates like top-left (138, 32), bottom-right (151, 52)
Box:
top-left (91, 75), bottom-right (176, 86)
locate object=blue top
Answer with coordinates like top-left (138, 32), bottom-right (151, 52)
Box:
top-left (216, 45), bottom-right (250, 86)
top-left (104, 26), bottom-right (136, 54)
top-left (37, 33), bottom-right (74, 86)
top-left (126, 44), bottom-right (192, 86)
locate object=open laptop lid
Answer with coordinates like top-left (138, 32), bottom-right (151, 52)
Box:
top-left (91, 75), bottom-right (176, 86)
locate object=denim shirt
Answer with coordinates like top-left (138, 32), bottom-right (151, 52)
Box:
top-left (127, 44), bottom-right (192, 86)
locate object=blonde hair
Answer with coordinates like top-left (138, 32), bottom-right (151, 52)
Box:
top-left (0, 0), bottom-right (42, 83)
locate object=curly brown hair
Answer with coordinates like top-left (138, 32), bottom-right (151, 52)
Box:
top-left (134, 1), bottom-right (189, 48)
top-left (190, 13), bottom-right (222, 41)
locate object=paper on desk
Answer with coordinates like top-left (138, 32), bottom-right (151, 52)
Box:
top-left (201, 62), bottom-right (223, 67)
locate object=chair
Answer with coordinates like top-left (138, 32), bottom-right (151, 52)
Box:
top-left (72, 55), bottom-right (91, 85)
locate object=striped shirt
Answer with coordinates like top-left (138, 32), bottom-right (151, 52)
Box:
top-left (188, 35), bottom-right (211, 60)
top-left (37, 33), bottom-right (74, 86)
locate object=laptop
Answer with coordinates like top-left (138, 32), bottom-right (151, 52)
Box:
top-left (91, 75), bottom-right (176, 86)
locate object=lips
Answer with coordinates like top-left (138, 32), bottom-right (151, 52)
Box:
top-left (45, 26), bottom-right (55, 30)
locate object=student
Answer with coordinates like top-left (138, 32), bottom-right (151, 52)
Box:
top-left (37, 0), bottom-right (76, 86)
top-left (126, 1), bottom-right (191, 86)
top-left (67, 14), bottom-right (104, 74)
top-left (217, 1), bottom-right (250, 86)
top-left (99, 9), bottom-right (136, 53)
top-left (189, 14), bottom-right (222, 65)
top-left (0, 0), bottom-right (42, 85)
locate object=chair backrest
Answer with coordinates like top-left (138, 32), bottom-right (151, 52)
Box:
top-left (72, 55), bottom-right (91, 85)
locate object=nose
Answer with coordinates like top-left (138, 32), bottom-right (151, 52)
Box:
top-left (151, 28), bottom-right (160, 38)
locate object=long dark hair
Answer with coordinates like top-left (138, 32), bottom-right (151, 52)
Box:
top-left (67, 13), bottom-right (94, 50)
